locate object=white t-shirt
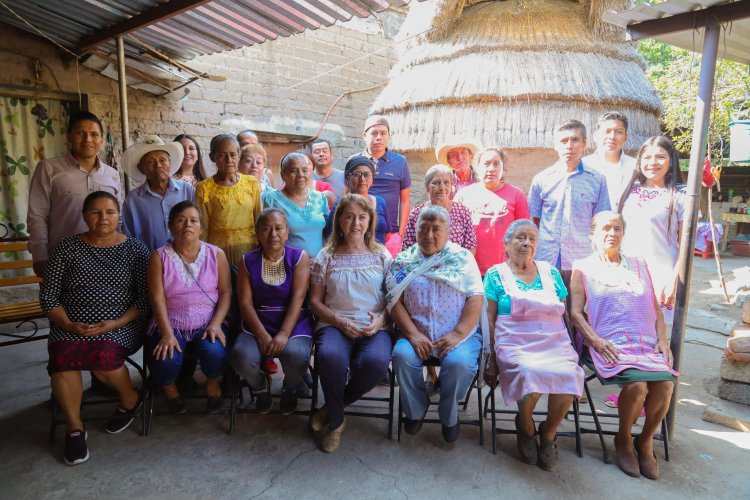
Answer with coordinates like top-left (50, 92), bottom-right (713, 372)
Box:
top-left (582, 152), bottom-right (636, 210)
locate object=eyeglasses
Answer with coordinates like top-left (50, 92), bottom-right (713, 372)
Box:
top-left (350, 171), bottom-right (372, 179)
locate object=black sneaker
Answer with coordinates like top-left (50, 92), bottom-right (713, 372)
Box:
top-left (442, 421), bottom-right (461, 443)
top-left (105, 391), bottom-right (142, 434)
top-left (404, 415), bottom-right (425, 435)
top-left (64, 429), bottom-right (89, 466)
top-left (255, 390), bottom-right (272, 414)
top-left (167, 396), bottom-right (188, 415)
top-left (207, 395), bottom-right (225, 415)
top-left (280, 389), bottom-right (298, 415)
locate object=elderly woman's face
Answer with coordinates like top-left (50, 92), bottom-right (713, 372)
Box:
top-left (83, 197), bottom-right (120, 237)
top-left (427, 172), bottom-right (453, 204)
top-left (506, 226), bottom-right (537, 261)
top-left (257, 212), bottom-right (289, 253)
top-left (281, 158), bottom-right (309, 191)
top-left (594, 217), bottom-right (624, 252)
top-left (417, 217), bottom-right (449, 256)
top-left (347, 166), bottom-right (373, 194)
top-left (338, 202), bottom-right (370, 242)
top-left (212, 139), bottom-right (239, 176)
top-left (239, 152), bottom-right (265, 179)
top-left (169, 207), bottom-right (201, 243)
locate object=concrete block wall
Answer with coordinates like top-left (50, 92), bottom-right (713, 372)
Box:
top-left (0, 11), bottom-right (405, 173)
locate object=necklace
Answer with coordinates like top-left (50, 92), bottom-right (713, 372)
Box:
top-left (262, 251), bottom-right (286, 286)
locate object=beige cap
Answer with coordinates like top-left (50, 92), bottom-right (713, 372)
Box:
top-left (363, 115), bottom-right (390, 133)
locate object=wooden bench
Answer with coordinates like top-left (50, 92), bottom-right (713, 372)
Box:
top-left (0, 239), bottom-right (46, 347)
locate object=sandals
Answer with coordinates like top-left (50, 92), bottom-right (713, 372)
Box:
top-left (605, 394), bottom-right (646, 417)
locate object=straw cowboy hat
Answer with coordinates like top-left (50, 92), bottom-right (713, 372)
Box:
top-left (122, 135), bottom-right (184, 184)
top-left (435, 137), bottom-right (481, 166)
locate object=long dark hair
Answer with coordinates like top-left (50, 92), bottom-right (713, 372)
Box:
top-left (174, 134), bottom-right (205, 181)
top-left (618, 136), bottom-right (683, 242)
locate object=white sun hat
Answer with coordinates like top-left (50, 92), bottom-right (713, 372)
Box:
top-left (435, 137), bottom-right (481, 166)
top-left (121, 134), bottom-right (184, 184)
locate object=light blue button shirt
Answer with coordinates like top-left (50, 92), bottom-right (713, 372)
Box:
top-left (122, 179), bottom-right (195, 251)
top-left (528, 161), bottom-right (610, 269)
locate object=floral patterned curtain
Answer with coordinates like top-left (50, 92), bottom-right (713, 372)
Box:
top-left (0, 96), bottom-right (69, 240)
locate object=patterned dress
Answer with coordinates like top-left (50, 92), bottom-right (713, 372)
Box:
top-left (41, 235), bottom-right (150, 374)
top-left (401, 201), bottom-right (476, 251)
top-left (573, 253), bottom-right (679, 380)
top-left (195, 174), bottom-right (262, 267)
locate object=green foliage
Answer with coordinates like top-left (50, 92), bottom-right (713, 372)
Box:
top-left (637, 36), bottom-right (750, 159)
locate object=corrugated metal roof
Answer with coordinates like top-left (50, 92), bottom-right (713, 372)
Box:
top-left (0, 0), bottom-right (413, 94)
top-left (601, 0), bottom-right (750, 65)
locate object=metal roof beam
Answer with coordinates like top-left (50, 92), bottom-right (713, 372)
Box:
top-left (627, 0), bottom-right (750, 41)
top-left (77, 0), bottom-right (212, 52)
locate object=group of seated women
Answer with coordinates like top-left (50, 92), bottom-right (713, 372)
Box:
top-left (43, 140), bottom-right (676, 480)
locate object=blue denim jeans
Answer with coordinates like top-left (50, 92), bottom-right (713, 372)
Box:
top-left (392, 331), bottom-right (481, 426)
top-left (147, 325), bottom-right (228, 386)
top-left (315, 326), bottom-right (393, 430)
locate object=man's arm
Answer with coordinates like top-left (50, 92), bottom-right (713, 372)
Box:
top-left (27, 160), bottom-right (52, 274)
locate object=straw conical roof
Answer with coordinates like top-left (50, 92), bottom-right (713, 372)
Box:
top-left (371, 0), bottom-right (661, 152)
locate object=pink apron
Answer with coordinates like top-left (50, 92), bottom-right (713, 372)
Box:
top-left (494, 261), bottom-right (584, 405)
top-left (579, 254), bottom-right (678, 379)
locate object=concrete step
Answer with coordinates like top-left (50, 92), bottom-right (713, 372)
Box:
top-left (718, 379), bottom-right (750, 406)
top-left (702, 397), bottom-right (750, 432)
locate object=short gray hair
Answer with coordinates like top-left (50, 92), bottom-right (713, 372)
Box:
top-left (417, 204), bottom-right (450, 231)
top-left (424, 164), bottom-right (454, 190)
top-left (503, 219), bottom-right (537, 246)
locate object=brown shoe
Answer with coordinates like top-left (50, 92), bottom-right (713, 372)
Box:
top-left (634, 436), bottom-right (660, 480)
top-left (515, 414), bottom-right (538, 465)
top-left (537, 422), bottom-right (559, 472)
top-left (318, 421), bottom-right (344, 454)
top-left (311, 406), bottom-right (329, 433)
top-left (614, 436), bottom-right (640, 478)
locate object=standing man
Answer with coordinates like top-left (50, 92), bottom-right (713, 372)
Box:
top-left (237, 129), bottom-right (259, 147)
top-left (27, 111), bottom-right (123, 277)
top-left (582, 112), bottom-right (636, 210)
top-left (121, 135), bottom-right (194, 251)
top-left (528, 120), bottom-right (610, 281)
top-left (311, 139), bottom-right (345, 199)
top-left (435, 137), bottom-right (481, 195)
top-left (361, 115), bottom-right (411, 253)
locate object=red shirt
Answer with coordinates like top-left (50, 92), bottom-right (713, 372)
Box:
top-left (455, 182), bottom-right (530, 275)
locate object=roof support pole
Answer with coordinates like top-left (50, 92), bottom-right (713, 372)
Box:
top-left (116, 36), bottom-right (131, 193)
top-left (667, 19), bottom-right (720, 437)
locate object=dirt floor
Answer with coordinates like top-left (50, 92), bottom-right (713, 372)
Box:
top-left (0, 254), bottom-right (748, 499)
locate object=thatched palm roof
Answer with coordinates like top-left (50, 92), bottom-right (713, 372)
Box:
top-left (372, 0), bottom-right (661, 152)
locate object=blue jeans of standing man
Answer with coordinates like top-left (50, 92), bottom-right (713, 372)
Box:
top-left (315, 326), bottom-right (393, 430)
top-left (146, 325), bottom-right (228, 386)
top-left (230, 331), bottom-right (312, 391)
top-left (392, 330), bottom-right (482, 427)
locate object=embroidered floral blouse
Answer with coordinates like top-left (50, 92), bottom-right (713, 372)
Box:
top-left (195, 174), bottom-right (262, 266)
top-left (311, 247), bottom-right (391, 332)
